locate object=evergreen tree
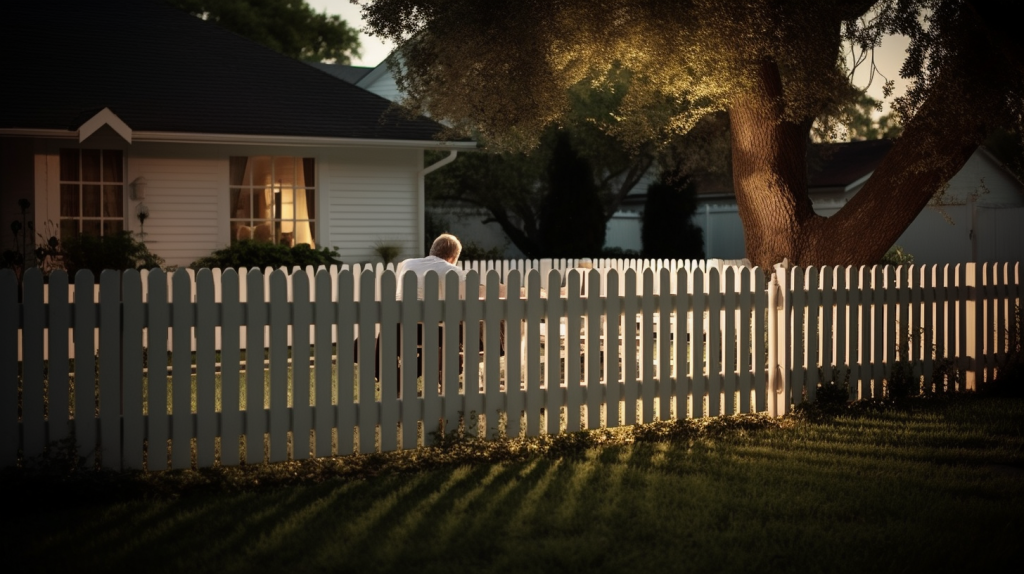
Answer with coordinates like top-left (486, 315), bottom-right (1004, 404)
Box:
top-left (539, 133), bottom-right (606, 258)
top-left (641, 171), bottom-right (704, 260)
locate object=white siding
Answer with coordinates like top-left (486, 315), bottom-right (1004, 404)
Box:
top-left (127, 156), bottom-right (222, 268)
top-left (363, 71), bottom-right (403, 102)
top-left (947, 152), bottom-right (1023, 206)
top-left (322, 149), bottom-right (421, 263)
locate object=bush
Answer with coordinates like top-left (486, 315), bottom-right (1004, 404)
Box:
top-left (886, 361), bottom-right (919, 399)
top-left (372, 240), bottom-right (401, 265)
top-left (459, 241), bottom-right (505, 261)
top-left (41, 231), bottom-right (164, 276)
top-left (601, 246), bottom-right (641, 259)
top-left (641, 169), bottom-right (705, 259)
top-left (190, 241), bottom-right (341, 270)
top-left (796, 366), bottom-right (851, 419)
top-left (881, 245), bottom-right (914, 266)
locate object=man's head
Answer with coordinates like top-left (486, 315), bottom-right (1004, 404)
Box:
top-left (429, 233), bottom-right (462, 264)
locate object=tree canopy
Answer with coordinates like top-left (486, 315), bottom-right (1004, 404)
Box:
top-left (170, 0), bottom-right (361, 63)
top-left (364, 0), bottom-right (1024, 268)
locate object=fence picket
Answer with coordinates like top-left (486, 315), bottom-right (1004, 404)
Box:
top-left (736, 268), bottom-right (751, 414)
top-left (145, 270), bottom-right (168, 469)
top-left (442, 271), bottom-right (462, 436)
top-left (171, 270), bottom-right (193, 469)
top-left (753, 269), bottom-right (767, 413)
top-left (586, 269), bottom-right (602, 429)
top-left (659, 270), bottom-right (673, 419)
top-left (857, 266), bottom-right (872, 400)
top-left (0, 270), bottom-right (17, 465)
top-left (122, 271), bottom-right (144, 469)
top-left (268, 271), bottom-right (289, 462)
top-left (358, 270), bottom-right (379, 454)
top-left (525, 270), bottom-right (543, 436)
top-left (565, 270), bottom-right (582, 433)
top-left (546, 270), bottom-right (563, 435)
top-left (505, 271), bottom-right (524, 437)
top-left (379, 271), bottom-right (399, 452)
top-left (291, 270), bottom-right (312, 459)
top-left (690, 268), bottom-right (705, 419)
top-left (922, 265), bottom-right (935, 390)
top-left (604, 270), bottom-right (621, 428)
top-left (720, 268), bottom-right (737, 411)
top-left (195, 269), bottom-right (216, 468)
top-left (675, 270), bottom-right (690, 418)
top-left (400, 271), bottom-right (420, 448)
top-left (707, 268), bottom-right (722, 416)
top-left (871, 265), bottom-right (886, 398)
top-left (640, 269), bottom-right (656, 423)
top-left (220, 270), bottom-right (242, 465)
top-left (463, 270), bottom-right (483, 434)
top-left (421, 272), bottom-right (441, 444)
top-left (245, 268), bottom-right (266, 464)
top-left (22, 269), bottom-right (45, 459)
top-left (483, 272), bottom-right (502, 440)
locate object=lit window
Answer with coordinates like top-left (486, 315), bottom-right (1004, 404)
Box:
top-left (59, 149), bottom-right (124, 238)
top-left (229, 156), bottom-right (316, 247)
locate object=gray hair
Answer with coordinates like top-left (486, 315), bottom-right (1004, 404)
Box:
top-left (429, 233), bottom-right (462, 262)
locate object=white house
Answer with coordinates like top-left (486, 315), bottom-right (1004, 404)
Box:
top-left (641, 139), bottom-right (1024, 264)
top-left (0, 0), bottom-right (475, 269)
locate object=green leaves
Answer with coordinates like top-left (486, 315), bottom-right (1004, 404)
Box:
top-left (169, 0), bottom-right (361, 63)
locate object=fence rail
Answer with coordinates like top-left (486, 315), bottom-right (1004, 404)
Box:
top-left (1, 260), bottom-right (1020, 472)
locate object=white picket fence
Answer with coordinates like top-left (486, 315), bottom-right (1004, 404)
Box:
top-left (1, 260), bottom-right (1019, 472)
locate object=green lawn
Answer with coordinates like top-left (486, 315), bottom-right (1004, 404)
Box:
top-left (6, 397), bottom-right (1024, 574)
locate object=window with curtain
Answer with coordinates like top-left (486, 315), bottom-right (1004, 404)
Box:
top-left (59, 149), bottom-right (124, 239)
top-left (229, 156), bottom-right (316, 247)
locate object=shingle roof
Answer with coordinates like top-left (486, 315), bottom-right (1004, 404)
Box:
top-left (308, 63), bottom-right (375, 85)
top-left (1, 0), bottom-right (445, 141)
top-left (806, 139), bottom-right (894, 189)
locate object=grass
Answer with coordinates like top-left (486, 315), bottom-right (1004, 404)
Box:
top-left (5, 395), bottom-right (1024, 573)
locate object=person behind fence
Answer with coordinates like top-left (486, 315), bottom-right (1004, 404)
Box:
top-left (376, 233), bottom-right (506, 387)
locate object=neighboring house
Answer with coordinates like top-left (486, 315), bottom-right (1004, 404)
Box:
top-left (0, 0), bottom-right (474, 269)
top-left (318, 60), bottom-right (1023, 265)
top-left (609, 139), bottom-right (1024, 265)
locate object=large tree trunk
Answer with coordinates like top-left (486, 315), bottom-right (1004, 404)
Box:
top-left (812, 73), bottom-right (1002, 266)
top-left (731, 62), bottom-right (1004, 270)
top-left (729, 60), bottom-right (823, 270)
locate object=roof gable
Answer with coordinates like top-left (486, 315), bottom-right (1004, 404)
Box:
top-left (1, 0), bottom-right (445, 142)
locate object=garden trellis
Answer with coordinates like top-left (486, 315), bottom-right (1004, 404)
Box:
top-left (1, 259), bottom-right (1019, 471)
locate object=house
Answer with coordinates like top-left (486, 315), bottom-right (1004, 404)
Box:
top-left (0, 0), bottom-right (475, 269)
top-left (644, 139), bottom-right (1024, 265)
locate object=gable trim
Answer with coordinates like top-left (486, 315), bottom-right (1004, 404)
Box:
top-left (78, 107), bottom-right (132, 143)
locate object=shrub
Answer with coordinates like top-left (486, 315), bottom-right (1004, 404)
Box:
top-left (601, 246), bottom-right (641, 259)
top-left (372, 240), bottom-right (401, 265)
top-left (39, 230), bottom-right (164, 276)
top-left (881, 245), bottom-right (914, 266)
top-left (641, 169), bottom-right (705, 259)
top-left (459, 241), bottom-right (505, 261)
top-left (190, 241), bottom-right (341, 270)
top-left (886, 361), bottom-right (919, 399)
top-left (796, 366), bottom-right (851, 419)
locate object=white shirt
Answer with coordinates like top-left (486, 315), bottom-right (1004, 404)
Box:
top-left (395, 255), bottom-right (467, 299)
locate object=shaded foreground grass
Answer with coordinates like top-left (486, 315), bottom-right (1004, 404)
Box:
top-left (5, 397), bottom-right (1024, 573)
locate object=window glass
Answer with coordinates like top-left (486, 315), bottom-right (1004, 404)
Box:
top-left (59, 149), bottom-right (124, 238)
top-left (229, 156), bottom-right (316, 247)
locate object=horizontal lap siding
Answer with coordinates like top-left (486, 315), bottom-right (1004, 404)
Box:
top-left (130, 157), bottom-right (221, 268)
top-left (324, 149), bottom-right (420, 263)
